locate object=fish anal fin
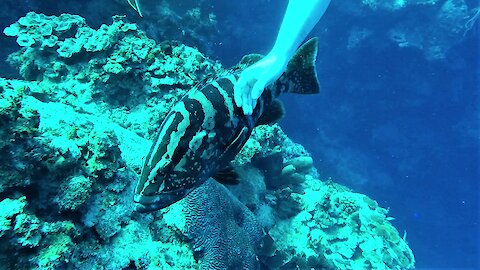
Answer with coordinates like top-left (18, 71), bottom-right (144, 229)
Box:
top-left (213, 166), bottom-right (240, 185)
top-left (255, 99), bottom-right (285, 126)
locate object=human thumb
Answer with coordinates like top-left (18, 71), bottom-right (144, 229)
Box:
top-left (233, 78), bottom-right (245, 107)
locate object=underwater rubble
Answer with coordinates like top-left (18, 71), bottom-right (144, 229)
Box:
top-left (0, 13), bottom-right (415, 269)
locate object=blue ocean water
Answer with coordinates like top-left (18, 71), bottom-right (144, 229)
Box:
top-left (213, 2), bottom-right (480, 268)
top-left (0, 0), bottom-right (478, 269)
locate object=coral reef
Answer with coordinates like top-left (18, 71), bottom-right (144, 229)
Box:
top-left (265, 180), bottom-right (415, 269)
top-left (3, 12), bottom-right (221, 138)
top-left (109, 0), bottom-right (219, 55)
top-left (0, 196), bottom-right (41, 248)
top-left (0, 13), bottom-right (215, 269)
top-left (0, 12), bottom-right (415, 269)
top-left (138, 0), bottom-right (219, 55)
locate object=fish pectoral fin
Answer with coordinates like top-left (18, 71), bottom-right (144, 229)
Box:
top-left (255, 99), bottom-right (285, 126)
top-left (213, 165), bottom-right (240, 185)
top-left (213, 127), bottom-right (250, 186)
top-left (219, 127), bottom-right (249, 161)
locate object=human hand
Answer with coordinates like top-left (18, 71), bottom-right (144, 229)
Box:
top-left (234, 54), bottom-right (288, 115)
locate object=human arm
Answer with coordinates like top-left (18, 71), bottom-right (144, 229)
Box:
top-left (234, 0), bottom-right (331, 115)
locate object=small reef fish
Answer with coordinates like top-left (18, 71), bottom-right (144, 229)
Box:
top-left (134, 38), bottom-right (321, 212)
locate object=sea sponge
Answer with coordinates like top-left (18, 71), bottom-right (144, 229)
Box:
top-left (279, 156), bottom-right (314, 186)
top-left (56, 175), bottom-right (93, 211)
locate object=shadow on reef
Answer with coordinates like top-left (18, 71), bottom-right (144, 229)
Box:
top-left (0, 13), bottom-right (414, 269)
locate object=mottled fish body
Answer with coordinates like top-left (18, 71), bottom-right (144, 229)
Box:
top-left (134, 38), bottom-right (321, 212)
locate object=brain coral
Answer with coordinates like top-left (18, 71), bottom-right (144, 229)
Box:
top-left (181, 180), bottom-right (262, 269)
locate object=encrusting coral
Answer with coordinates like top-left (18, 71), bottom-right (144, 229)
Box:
top-left (0, 12), bottom-right (415, 269)
top-left (266, 180), bottom-right (415, 269)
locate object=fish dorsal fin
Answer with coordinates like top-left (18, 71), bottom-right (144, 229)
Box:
top-left (280, 37), bottom-right (320, 95)
top-left (231, 53), bottom-right (265, 71)
top-left (213, 165), bottom-right (240, 185)
top-left (255, 99), bottom-right (285, 126)
top-left (240, 53), bottom-right (264, 66)
top-left (192, 73), bottom-right (217, 91)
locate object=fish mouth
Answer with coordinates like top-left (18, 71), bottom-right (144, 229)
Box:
top-left (134, 202), bottom-right (163, 213)
top-left (133, 192), bottom-right (186, 213)
top-left (134, 194), bottom-right (158, 205)
top-left (133, 194), bottom-right (164, 213)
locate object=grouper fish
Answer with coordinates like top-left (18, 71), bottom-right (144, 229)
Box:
top-left (134, 38), bottom-right (321, 212)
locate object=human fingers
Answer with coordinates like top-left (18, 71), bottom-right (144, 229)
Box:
top-left (251, 77), bottom-right (269, 100)
top-left (250, 98), bottom-right (257, 114)
top-left (233, 77), bottom-right (246, 107)
top-left (242, 89), bottom-right (252, 115)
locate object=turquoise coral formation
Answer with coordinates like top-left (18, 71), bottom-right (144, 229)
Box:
top-left (0, 12), bottom-right (415, 269)
top-left (266, 180), bottom-right (415, 269)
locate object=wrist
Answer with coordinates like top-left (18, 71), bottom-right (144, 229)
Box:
top-left (264, 51), bottom-right (289, 70)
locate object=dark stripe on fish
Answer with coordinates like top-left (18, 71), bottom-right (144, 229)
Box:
top-left (202, 84), bottom-right (232, 128)
top-left (168, 98), bottom-right (205, 169)
top-left (149, 111), bottom-right (185, 168)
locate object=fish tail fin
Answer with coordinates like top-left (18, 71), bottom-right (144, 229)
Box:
top-left (278, 37), bottom-right (321, 95)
